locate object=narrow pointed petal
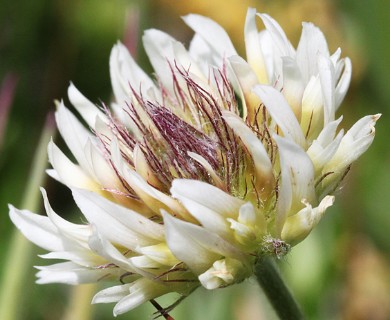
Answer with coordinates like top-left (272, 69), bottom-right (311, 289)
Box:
top-left (258, 13), bottom-right (295, 58)
top-left (110, 42), bottom-right (156, 104)
top-left (137, 243), bottom-right (180, 266)
top-left (228, 55), bottom-right (260, 120)
top-left (36, 262), bottom-right (113, 285)
top-left (68, 82), bottom-right (107, 128)
top-left (171, 183), bottom-right (233, 240)
top-left (244, 8), bottom-right (268, 83)
top-left (171, 179), bottom-right (244, 219)
top-left (300, 75), bottom-right (324, 140)
top-left (189, 34), bottom-right (218, 77)
top-left (318, 55), bottom-right (336, 125)
top-left (222, 111), bottom-right (274, 184)
top-left (335, 57), bottom-right (352, 109)
top-left (47, 139), bottom-right (99, 191)
top-left (41, 188), bottom-right (91, 243)
top-left (142, 29), bottom-right (176, 90)
top-left (183, 14), bottom-right (237, 58)
top-left (113, 279), bottom-right (170, 316)
top-left (296, 22), bottom-right (330, 83)
top-left (88, 230), bottom-right (149, 277)
top-left (72, 188), bottom-right (165, 248)
top-left (92, 283), bottom-right (132, 304)
top-left (325, 114), bottom-right (380, 173)
top-left (163, 212), bottom-right (243, 274)
top-left (9, 205), bottom-right (65, 252)
top-left (281, 57), bottom-right (304, 119)
top-left (55, 102), bottom-right (95, 176)
top-left (253, 85), bottom-right (306, 148)
top-left (274, 136), bottom-right (316, 235)
top-left (122, 168), bottom-right (194, 221)
top-left (281, 196), bottom-right (335, 245)
top-left (187, 152), bottom-right (224, 189)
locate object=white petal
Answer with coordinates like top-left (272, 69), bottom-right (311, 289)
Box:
top-left (9, 205), bottom-right (65, 252)
top-left (170, 179), bottom-right (244, 219)
top-left (113, 279), bottom-right (170, 316)
top-left (122, 168), bottom-right (194, 221)
top-left (137, 243), bottom-right (179, 266)
top-left (110, 42), bottom-right (156, 104)
top-left (296, 22), bottom-right (330, 83)
top-left (83, 139), bottom-right (124, 191)
top-left (325, 114), bottom-right (380, 173)
top-left (199, 257), bottom-right (248, 290)
top-left (36, 262), bottom-right (112, 285)
top-left (308, 130), bottom-right (343, 174)
top-left (55, 102), bottom-right (95, 176)
top-left (47, 139), bottom-right (98, 191)
top-left (171, 184), bottom-right (233, 240)
top-left (187, 152), bottom-right (224, 189)
top-left (163, 212), bottom-right (243, 275)
top-left (253, 85), bottom-right (306, 148)
top-left (68, 83), bottom-right (107, 128)
top-left (307, 117), bottom-right (344, 172)
top-left (41, 188), bottom-right (91, 243)
top-left (258, 13), bottom-right (295, 58)
top-left (72, 188), bottom-right (164, 248)
top-left (142, 29), bottom-right (176, 91)
top-left (300, 75), bottom-right (324, 140)
top-left (228, 55), bottom-right (260, 120)
top-left (335, 57), bottom-right (352, 109)
top-left (189, 33), bottom-right (215, 67)
top-left (129, 256), bottom-right (162, 269)
top-left (92, 283), bottom-right (131, 304)
top-left (222, 111), bottom-right (274, 184)
top-left (274, 136), bottom-right (315, 235)
top-left (281, 57), bottom-right (304, 118)
top-left (318, 55), bottom-right (336, 125)
top-left (88, 230), bottom-right (150, 278)
top-left (244, 8), bottom-right (268, 83)
top-left (281, 196), bottom-right (334, 245)
top-left (183, 14), bottom-right (237, 58)
top-left (39, 251), bottom-right (100, 267)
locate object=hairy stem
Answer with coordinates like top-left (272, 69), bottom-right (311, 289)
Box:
top-left (254, 258), bottom-right (304, 320)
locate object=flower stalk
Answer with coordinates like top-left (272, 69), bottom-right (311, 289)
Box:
top-left (0, 113), bottom-right (55, 320)
top-left (254, 258), bottom-right (304, 320)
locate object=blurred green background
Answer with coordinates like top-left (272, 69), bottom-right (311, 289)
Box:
top-left (0, 0), bottom-right (389, 319)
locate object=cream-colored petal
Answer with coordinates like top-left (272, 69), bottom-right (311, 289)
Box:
top-left (274, 136), bottom-right (316, 236)
top-left (244, 8), bottom-right (268, 83)
top-left (171, 179), bottom-right (245, 219)
top-left (47, 139), bottom-right (99, 191)
top-left (222, 110), bottom-right (274, 186)
top-left (68, 82), bottom-right (107, 128)
top-left (318, 55), bottom-right (336, 125)
top-left (281, 196), bottom-right (334, 245)
top-left (163, 212), bottom-right (243, 275)
top-left (183, 14), bottom-right (237, 58)
top-left (253, 85), bottom-right (306, 148)
top-left (296, 22), bottom-right (329, 83)
top-left (110, 42), bottom-right (156, 104)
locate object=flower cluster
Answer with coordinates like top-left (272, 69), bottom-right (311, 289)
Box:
top-left (10, 8), bottom-right (379, 316)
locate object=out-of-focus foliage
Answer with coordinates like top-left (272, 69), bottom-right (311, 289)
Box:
top-left (0, 0), bottom-right (389, 319)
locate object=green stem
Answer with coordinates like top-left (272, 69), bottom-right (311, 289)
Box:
top-left (254, 258), bottom-right (304, 320)
top-left (0, 114), bottom-right (55, 320)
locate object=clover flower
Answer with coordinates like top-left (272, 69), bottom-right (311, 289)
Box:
top-left (9, 8), bottom-right (379, 316)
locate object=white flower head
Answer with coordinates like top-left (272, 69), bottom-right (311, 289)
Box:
top-left (10, 8), bottom-right (379, 316)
